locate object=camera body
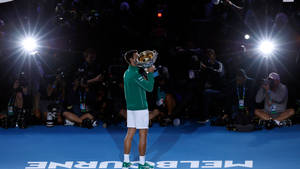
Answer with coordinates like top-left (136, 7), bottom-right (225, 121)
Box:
top-left (46, 104), bottom-right (59, 127)
top-left (263, 78), bottom-right (276, 89)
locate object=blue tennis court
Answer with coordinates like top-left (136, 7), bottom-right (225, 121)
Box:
top-left (1, 123), bottom-right (300, 169)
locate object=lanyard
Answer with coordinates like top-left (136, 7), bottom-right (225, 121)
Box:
top-left (268, 91), bottom-right (272, 101)
top-left (267, 90), bottom-right (273, 105)
top-left (157, 87), bottom-right (165, 100)
top-left (237, 85), bottom-right (245, 100)
top-left (8, 94), bottom-right (16, 106)
top-left (79, 91), bottom-right (87, 104)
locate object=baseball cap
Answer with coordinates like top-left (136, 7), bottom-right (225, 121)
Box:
top-left (268, 72), bottom-right (280, 81)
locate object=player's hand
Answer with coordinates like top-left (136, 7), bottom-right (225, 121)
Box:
top-left (147, 66), bottom-right (155, 73)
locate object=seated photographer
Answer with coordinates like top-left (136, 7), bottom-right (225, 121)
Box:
top-left (255, 72), bottom-right (295, 128)
top-left (39, 70), bottom-right (65, 127)
top-left (199, 49), bottom-right (225, 123)
top-left (217, 69), bottom-right (256, 128)
top-left (62, 77), bottom-right (97, 128)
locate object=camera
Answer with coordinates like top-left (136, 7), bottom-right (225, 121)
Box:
top-left (263, 78), bottom-right (276, 89)
top-left (46, 104), bottom-right (59, 127)
top-left (155, 65), bottom-right (169, 79)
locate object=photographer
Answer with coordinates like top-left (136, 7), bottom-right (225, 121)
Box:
top-left (62, 74), bottom-right (97, 128)
top-left (199, 49), bottom-right (225, 123)
top-left (149, 66), bottom-right (176, 126)
top-left (229, 69), bottom-right (256, 117)
top-left (78, 48), bottom-right (104, 91)
top-left (100, 65), bottom-right (127, 128)
top-left (217, 69), bottom-right (256, 130)
top-left (5, 72), bottom-right (31, 128)
top-left (39, 69), bottom-right (65, 127)
top-left (255, 72), bottom-right (295, 129)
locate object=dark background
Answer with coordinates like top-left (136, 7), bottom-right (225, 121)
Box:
top-left (0, 0), bottom-right (299, 110)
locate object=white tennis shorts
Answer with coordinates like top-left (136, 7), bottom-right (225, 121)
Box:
top-left (127, 109), bottom-right (149, 129)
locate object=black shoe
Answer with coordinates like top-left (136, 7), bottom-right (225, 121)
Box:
top-left (265, 120), bottom-right (276, 130)
top-left (279, 119), bottom-right (293, 127)
top-left (286, 119), bottom-right (292, 126)
top-left (82, 119), bottom-right (93, 129)
top-left (257, 120), bottom-right (266, 128)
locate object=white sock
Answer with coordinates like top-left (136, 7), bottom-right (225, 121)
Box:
top-left (139, 156), bottom-right (145, 165)
top-left (274, 120), bottom-right (280, 125)
top-left (124, 154), bottom-right (130, 162)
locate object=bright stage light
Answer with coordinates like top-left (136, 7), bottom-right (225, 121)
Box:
top-left (258, 40), bottom-right (275, 56)
top-left (21, 37), bottom-right (38, 54)
top-left (244, 34), bottom-right (250, 40)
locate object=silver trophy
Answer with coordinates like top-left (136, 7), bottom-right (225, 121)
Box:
top-left (136, 50), bottom-right (158, 68)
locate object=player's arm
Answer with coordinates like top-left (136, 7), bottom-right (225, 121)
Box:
top-left (135, 72), bottom-right (154, 92)
top-left (135, 66), bottom-right (155, 92)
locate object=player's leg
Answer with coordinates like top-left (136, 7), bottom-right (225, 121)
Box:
top-left (139, 129), bottom-right (148, 161)
top-left (124, 127), bottom-right (137, 154)
top-left (123, 110), bottom-right (136, 168)
top-left (136, 110), bottom-right (153, 168)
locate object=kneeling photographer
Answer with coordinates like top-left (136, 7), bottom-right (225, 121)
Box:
top-left (39, 69), bottom-right (65, 127)
top-left (62, 71), bottom-right (97, 129)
